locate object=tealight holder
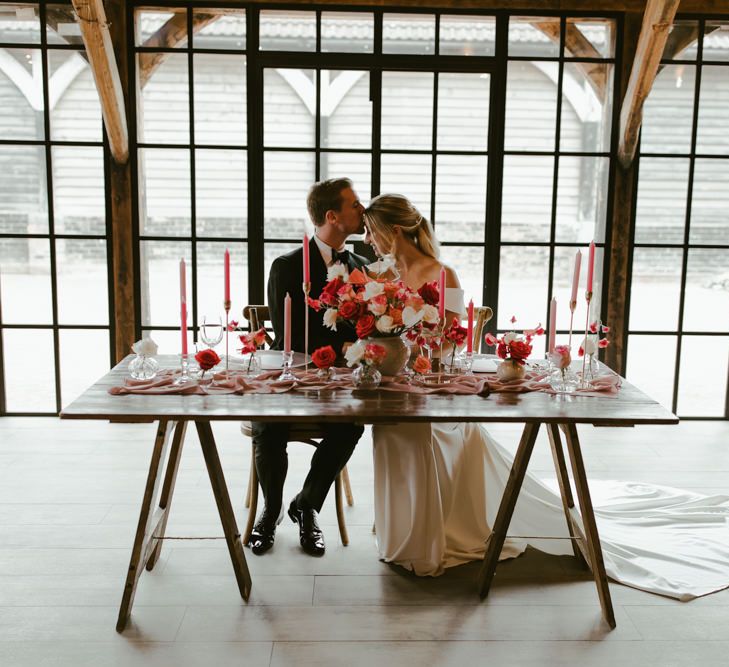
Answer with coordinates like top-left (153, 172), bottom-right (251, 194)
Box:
top-left (174, 353), bottom-right (193, 385)
top-left (278, 350), bottom-right (296, 381)
top-left (463, 351), bottom-right (474, 375)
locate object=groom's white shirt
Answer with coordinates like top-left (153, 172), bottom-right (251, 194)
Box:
top-left (313, 232), bottom-right (346, 267)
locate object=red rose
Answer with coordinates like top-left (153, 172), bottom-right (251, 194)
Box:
top-left (195, 348), bottom-right (220, 371)
top-left (322, 277), bottom-right (343, 297)
top-left (338, 300), bottom-right (360, 320)
top-left (445, 318), bottom-right (467, 346)
top-left (356, 314), bottom-right (376, 338)
top-left (312, 345), bottom-right (337, 369)
top-left (496, 342), bottom-right (507, 359)
top-left (418, 281), bottom-right (440, 306)
top-left (508, 340), bottom-right (532, 362)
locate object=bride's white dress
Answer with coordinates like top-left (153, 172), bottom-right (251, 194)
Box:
top-left (373, 288), bottom-right (729, 600)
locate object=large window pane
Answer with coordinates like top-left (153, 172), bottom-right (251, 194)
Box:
top-left (437, 72), bottom-right (489, 151)
top-left (434, 155), bottom-right (487, 243)
top-left (264, 68), bottom-right (315, 148)
top-left (320, 70), bottom-right (371, 149)
top-left (380, 153), bottom-right (432, 219)
top-left (135, 8), bottom-right (187, 47)
top-left (696, 66), bottom-right (729, 155)
top-left (138, 53), bottom-right (189, 144)
top-left (139, 148), bottom-right (191, 237)
top-left (259, 10), bottom-right (315, 52)
top-left (498, 246), bottom-right (550, 329)
top-left (56, 239), bottom-right (108, 325)
top-left (440, 15), bottom-right (495, 57)
top-left (690, 158), bottom-right (729, 246)
top-left (263, 151), bottom-right (315, 238)
top-left (195, 241), bottom-right (248, 323)
top-left (683, 249), bottom-right (729, 332)
top-left (0, 4), bottom-right (40, 43)
top-left (509, 17), bottom-right (559, 58)
top-left (192, 8), bottom-right (246, 50)
top-left (439, 245), bottom-right (484, 318)
top-left (195, 148), bottom-right (246, 238)
top-left (560, 62), bottom-right (613, 153)
top-left (0, 144), bottom-right (48, 234)
top-left (46, 2), bottom-right (83, 46)
top-left (551, 245), bottom-right (591, 330)
top-left (564, 19), bottom-right (615, 59)
top-left (0, 238), bottom-right (52, 324)
top-left (0, 48), bottom-right (44, 140)
top-left (640, 65), bottom-right (695, 154)
top-left (383, 13), bottom-right (435, 55)
top-left (634, 158), bottom-right (689, 244)
top-left (52, 146), bottom-right (105, 235)
top-left (677, 336), bottom-right (729, 417)
top-left (3, 328), bottom-right (56, 412)
top-left (501, 155), bottom-right (553, 243)
top-left (140, 240), bottom-right (191, 327)
top-left (626, 335), bottom-right (677, 411)
top-left (381, 71), bottom-right (433, 150)
top-left (555, 156), bottom-right (609, 244)
top-left (505, 61), bottom-right (557, 151)
top-left (141, 329), bottom-right (190, 356)
top-left (321, 12), bottom-right (373, 54)
top-left (59, 329), bottom-right (110, 407)
top-left (663, 20), bottom-right (699, 61)
top-left (320, 152), bottom-right (371, 205)
top-left (629, 248), bottom-right (683, 331)
top-left (193, 53), bottom-right (246, 146)
top-left (703, 21), bottom-right (729, 62)
top-left (48, 50), bottom-right (101, 141)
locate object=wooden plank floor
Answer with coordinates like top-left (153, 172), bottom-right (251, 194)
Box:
top-left (1, 417), bottom-right (728, 666)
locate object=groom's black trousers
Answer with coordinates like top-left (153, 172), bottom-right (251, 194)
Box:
top-left (251, 421), bottom-right (363, 515)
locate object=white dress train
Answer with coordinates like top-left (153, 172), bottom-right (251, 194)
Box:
top-left (373, 288), bottom-right (729, 600)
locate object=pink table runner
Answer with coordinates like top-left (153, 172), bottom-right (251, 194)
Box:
top-left (109, 367), bottom-right (620, 398)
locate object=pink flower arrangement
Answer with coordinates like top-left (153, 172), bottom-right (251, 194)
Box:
top-left (484, 321), bottom-right (544, 365)
top-left (579, 321), bottom-right (610, 357)
top-left (239, 327), bottom-right (266, 355)
top-left (548, 344), bottom-right (572, 370)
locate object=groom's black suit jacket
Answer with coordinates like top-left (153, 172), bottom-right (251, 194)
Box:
top-left (267, 237), bottom-right (369, 356)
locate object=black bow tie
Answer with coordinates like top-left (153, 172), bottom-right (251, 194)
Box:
top-left (331, 248), bottom-right (350, 266)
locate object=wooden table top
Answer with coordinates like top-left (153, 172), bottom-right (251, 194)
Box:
top-left (59, 355), bottom-right (678, 427)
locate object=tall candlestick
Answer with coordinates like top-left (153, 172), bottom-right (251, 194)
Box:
top-left (303, 234), bottom-right (310, 283)
top-left (548, 297), bottom-right (557, 354)
top-left (284, 292), bottom-right (292, 355)
top-left (179, 259), bottom-right (188, 355)
top-left (586, 241), bottom-right (595, 295)
top-left (224, 248), bottom-right (230, 303)
top-left (438, 267), bottom-right (446, 320)
top-left (570, 250), bottom-right (582, 305)
top-left (466, 299), bottom-right (474, 354)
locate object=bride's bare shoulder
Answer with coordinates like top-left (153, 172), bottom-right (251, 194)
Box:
top-left (439, 263), bottom-right (462, 288)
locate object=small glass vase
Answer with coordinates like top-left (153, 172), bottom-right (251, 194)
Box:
top-left (316, 366), bottom-right (336, 381)
top-left (243, 351), bottom-right (261, 377)
top-left (352, 364), bottom-right (382, 389)
top-left (128, 354), bottom-right (159, 380)
top-left (496, 359), bottom-right (525, 382)
top-left (549, 367), bottom-right (579, 393)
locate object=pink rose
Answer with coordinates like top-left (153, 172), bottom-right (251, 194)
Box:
top-left (548, 344), bottom-right (571, 370)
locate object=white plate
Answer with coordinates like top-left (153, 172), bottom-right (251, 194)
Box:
top-left (471, 355), bottom-right (499, 373)
top-left (230, 350), bottom-right (311, 371)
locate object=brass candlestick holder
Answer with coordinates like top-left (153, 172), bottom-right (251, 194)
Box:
top-left (580, 291), bottom-right (592, 387)
top-left (302, 281), bottom-right (311, 372)
top-left (568, 299), bottom-right (576, 350)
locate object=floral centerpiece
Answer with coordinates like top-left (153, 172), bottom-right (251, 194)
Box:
top-left (312, 345), bottom-right (337, 381)
top-left (238, 327), bottom-right (266, 376)
top-left (578, 320), bottom-right (610, 381)
top-left (129, 336), bottom-right (160, 380)
top-left (194, 348), bottom-right (221, 383)
top-left (344, 341), bottom-right (388, 388)
top-left (484, 318), bottom-right (544, 381)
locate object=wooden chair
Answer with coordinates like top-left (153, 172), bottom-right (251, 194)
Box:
top-left (472, 306), bottom-right (494, 353)
top-left (239, 305), bottom-right (354, 546)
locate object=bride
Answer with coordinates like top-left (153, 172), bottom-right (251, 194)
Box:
top-left (362, 193), bottom-right (729, 601)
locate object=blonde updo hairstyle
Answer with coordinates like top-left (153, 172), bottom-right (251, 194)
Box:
top-left (363, 194), bottom-right (440, 260)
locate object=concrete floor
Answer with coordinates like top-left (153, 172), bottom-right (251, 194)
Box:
top-left (0, 417), bottom-right (728, 666)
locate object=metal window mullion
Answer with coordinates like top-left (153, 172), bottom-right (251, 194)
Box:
top-left (187, 9), bottom-right (199, 345)
top-left (315, 66), bottom-right (321, 181)
top-left (430, 70), bottom-right (438, 227)
top-left (672, 17), bottom-right (705, 416)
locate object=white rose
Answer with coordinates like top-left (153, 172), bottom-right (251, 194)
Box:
top-left (375, 315), bottom-right (395, 334)
top-left (323, 308), bottom-right (339, 331)
top-left (132, 337), bottom-right (158, 357)
top-left (582, 336), bottom-right (598, 355)
top-left (503, 331), bottom-right (517, 345)
top-left (368, 299), bottom-right (388, 316)
top-left (362, 281), bottom-right (385, 300)
top-left (344, 340), bottom-right (365, 367)
top-left (402, 306), bottom-right (424, 328)
top-left (421, 304), bottom-right (439, 324)
top-left (327, 263), bottom-right (349, 282)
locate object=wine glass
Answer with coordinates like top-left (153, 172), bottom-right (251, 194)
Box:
top-left (199, 315), bottom-right (224, 348)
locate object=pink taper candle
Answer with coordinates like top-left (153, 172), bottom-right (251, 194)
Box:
top-left (548, 297), bottom-right (557, 354)
top-left (303, 234), bottom-right (310, 283)
top-left (570, 250), bottom-right (582, 304)
top-left (224, 248), bottom-right (230, 303)
top-left (179, 259), bottom-right (188, 355)
top-left (586, 241), bottom-right (595, 294)
top-left (466, 299), bottom-right (474, 354)
top-left (283, 292), bottom-right (292, 354)
top-left (438, 267), bottom-right (446, 320)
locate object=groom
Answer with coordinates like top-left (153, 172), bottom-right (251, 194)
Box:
top-left (248, 177), bottom-right (370, 556)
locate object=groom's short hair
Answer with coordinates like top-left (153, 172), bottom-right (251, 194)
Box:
top-left (307, 178), bottom-right (353, 227)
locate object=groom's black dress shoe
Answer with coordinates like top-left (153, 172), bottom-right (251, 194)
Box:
top-left (288, 497), bottom-right (326, 556)
top-left (247, 508), bottom-right (283, 555)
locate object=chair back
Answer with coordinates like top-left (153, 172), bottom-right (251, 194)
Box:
top-left (242, 305), bottom-right (274, 347)
top-left (472, 306), bottom-right (493, 354)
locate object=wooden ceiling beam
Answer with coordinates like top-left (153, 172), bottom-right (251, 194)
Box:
top-left (137, 12), bottom-right (219, 89)
top-left (71, 0), bottom-right (128, 164)
top-left (618, 0), bottom-right (680, 168)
